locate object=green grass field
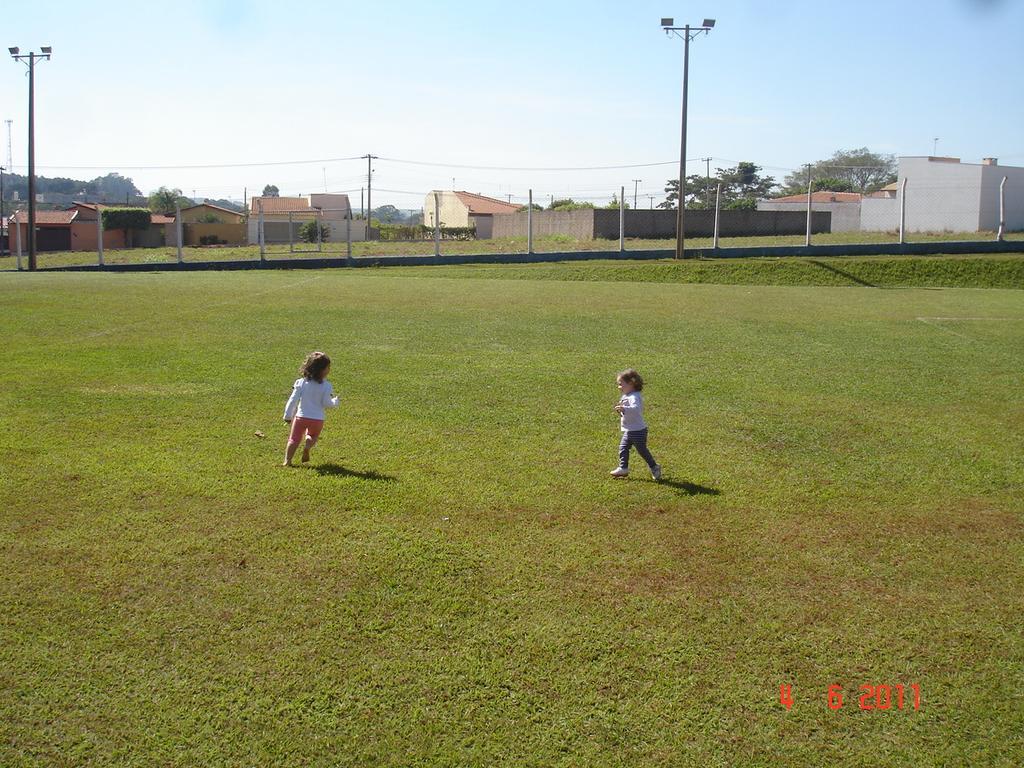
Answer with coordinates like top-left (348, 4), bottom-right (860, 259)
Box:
top-left (1, 266), bottom-right (1022, 765)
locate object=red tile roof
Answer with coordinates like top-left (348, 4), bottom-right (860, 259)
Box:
top-left (453, 191), bottom-right (522, 215)
top-left (250, 196), bottom-right (309, 213)
top-left (151, 214), bottom-right (176, 225)
top-left (10, 210), bottom-right (78, 225)
top-left (768, 191), bottom-right (863, 204)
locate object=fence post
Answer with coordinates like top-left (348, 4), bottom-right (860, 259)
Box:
top-left (619, 185), bottom-right (625, 253)
top-left (97, 208), bottom-right (104, 266)
top-left (346, 216), bottom-right (353, 264)
top-left (15, 217), bottom-right (22, 270)
top-left (805, 165), bottom-right (812, 247)
top-left (317, 211), bottom-right (323, 253)
top-left (713, 183), bottom-right (722, 249)
top-left (175, 202), bottom-right (183, 264)
top-left (527, 188), bottom-right (533, 254)
top-left (288, 212), bottom-right (293, 253)
top-left (433, 192), bottom-right (440, 257)
top-left (258, 200), bottom-right (265, 262)
top-left (997, 175), bottom-right (1007, 241)
top-left (898, 178), bottom-right (908, 245)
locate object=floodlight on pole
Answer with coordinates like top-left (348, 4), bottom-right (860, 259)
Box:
top-left (660, 17), bottom-right (715, 259)
top-left (9, 45), bottom-right (53, 271)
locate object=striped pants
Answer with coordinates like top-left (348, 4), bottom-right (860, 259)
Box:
top-left (619, 428), bottom-right (657, 470)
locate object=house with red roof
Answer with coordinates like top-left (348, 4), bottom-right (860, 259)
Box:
top-left (757, 191), bottom-right (864, 232)
top-left (423, 191), bottom-right (522, 238)
top-left (247, 193), bottom-right (356, 244)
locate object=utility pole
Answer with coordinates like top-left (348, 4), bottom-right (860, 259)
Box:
top-left (631, 179), bottom-right (642, 209)
top-left (4, 119), bottom-right (12, 170)
top-left (0, 165), bottom-right (5, 257)
top-left (660, 18), bottom-right (714, 259)
top-left (363, 154), bottom-right (377, 238)
top-left (701, 157), bottom-right (712, 208)
top-left (10, 46), bottom-right (53, 271)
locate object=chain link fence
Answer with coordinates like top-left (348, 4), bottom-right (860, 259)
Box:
top-left (2, 158), bottom-right (1022, 270)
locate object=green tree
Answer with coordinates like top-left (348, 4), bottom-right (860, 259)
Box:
top-left (373, 205), bottom-right (400, 224)
top-left (299, 220), bottom-right (329, 243)
top-left (549, 198), bottom-right (595, 211)
top-left (101, 207), bottom-right (151, 248)
top-left (810, 177), bottom-right (855, 193)
top-left (780, 148), bottom-right (896, 195)
top-left (603, 193), bottom-right (630, 209)
top-left (517, 203), bottom-right (543, 212)
top-left (262, 184), bottom-right (280, 197)
top-left (660, 161), bottom-right (776, 210)
top-left (148, 186), bottom-right (193, 215)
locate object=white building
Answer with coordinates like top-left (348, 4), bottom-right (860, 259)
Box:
top-left (862, 156), bottom-right (1023, 234)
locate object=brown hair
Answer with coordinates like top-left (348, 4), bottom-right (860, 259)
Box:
top-left (617, 368), bottom-right (644, 391)
top-left (300, 351), bottom-right (332, 382)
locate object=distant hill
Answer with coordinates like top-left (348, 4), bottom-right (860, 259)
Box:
top-left (0, 172), bottom-right (142, 207)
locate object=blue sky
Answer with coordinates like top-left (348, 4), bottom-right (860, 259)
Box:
top-left (2, 0), bottom-right (1022, 207)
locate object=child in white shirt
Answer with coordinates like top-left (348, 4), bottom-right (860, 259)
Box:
top-left (282, 351), bottom-right (339, 466)
top-left (611, 368), bottom-right (662, 481)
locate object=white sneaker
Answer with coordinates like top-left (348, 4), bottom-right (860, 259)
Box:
top-left (651, 465), bottom-right (662, 481)
top-left (610, 467), bottom-right (629, 478)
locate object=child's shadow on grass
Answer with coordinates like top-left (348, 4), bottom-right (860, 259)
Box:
top-left (658, 478), bottom-right (721, 496)
top-left (311, 463), bottom-right (397, 482)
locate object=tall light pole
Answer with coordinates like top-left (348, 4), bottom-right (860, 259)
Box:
top-left (631, 179), bottom-right (642, 209)
top-left (660, 18), bottom-right (714, 259)
top-left (9, 45), bottom-right (52, 271)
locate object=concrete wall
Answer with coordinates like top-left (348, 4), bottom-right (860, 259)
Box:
top-left (423, 192), bottom-right (470, 228)
top-left (491, 209), bottom-right (596, 239)
top-left (246, 216), bottom-right (367, 245)
top-left (178, 223), bottom-right (246, 246)
top-left (134, 225), bottom-right (166, 248)
top-left (979, 163), bottom-right (1024, 232)
top-left (471, 214), bottom-right (493, 239)
top-left (899, 157), bottom-right (982, 233)
top-left (757, 200), bottom-right (861, 232)
top-left (69, 221), bottom-right (126, 251)
top-left (860, 197), bottom-right (899, 232)
top-left (491, 209), bottom-right (831, 239)
top-left (327, 218), bottom-right (367, 242)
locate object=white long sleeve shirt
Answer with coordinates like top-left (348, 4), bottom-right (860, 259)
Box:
top-left (283, 378), bottom-right (339, 421)
top-left (618, 391), bottom-right (647, 432)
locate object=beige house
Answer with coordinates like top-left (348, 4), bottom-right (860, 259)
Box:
top-left (180, 202), bottom-right (245, 223)
top-left (423, 191), bottom-right (521, 237)
top-left (247, 193), bottom-right (360, 244)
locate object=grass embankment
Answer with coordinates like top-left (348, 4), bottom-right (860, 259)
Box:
top-left (395, 254), bottom-right (1024, 289)
top-left (1, 271), bottom-right (1022, 764)
top-left (3, 230), bottom-right (1022, 271)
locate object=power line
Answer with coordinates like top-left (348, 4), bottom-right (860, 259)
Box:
top-left (28, 155), bottom-right (366, 171)
top-left (377, 156), bottom-right (687, 172)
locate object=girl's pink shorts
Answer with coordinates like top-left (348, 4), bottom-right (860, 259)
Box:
top-left (288, 417), bottom-right (325, 445)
